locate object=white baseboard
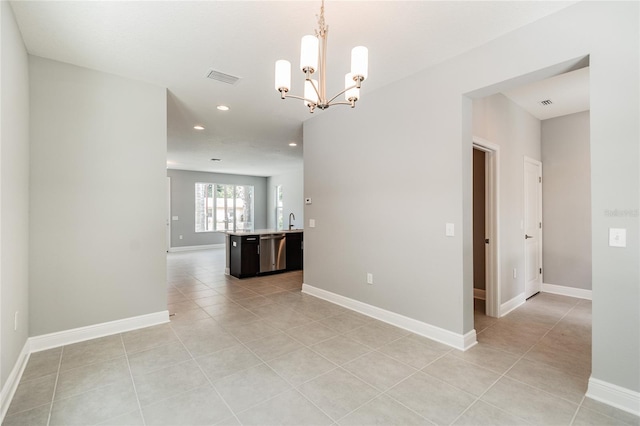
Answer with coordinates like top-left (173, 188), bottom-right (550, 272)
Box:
top-left (473, 288), bottom-right (486, 300)
top-left (168, 244), bottom-right (224, 253)
top-left (500, 292), bottom-right (525, 317)
top-left (302, 283), bottom-right (476, 351)
top-left (29, 310), bottom-right (170, 353)
top-left (0, 340), bottom-right (31, 421)
top-left (542, 283), bottom-right (592, 300)
top-left (587, 377), bottom-right (640, 416)
top-left (1, 310), bottom-right (169, 423)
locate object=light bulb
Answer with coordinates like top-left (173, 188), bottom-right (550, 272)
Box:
top-left (275, 60), bottom-right (291, 92)
top-left (304, 79), bottom-right (319, 107)
top-left (351, 46), bottom-right (368, 81)
top-left (300, 35), bottom-right (319, 73)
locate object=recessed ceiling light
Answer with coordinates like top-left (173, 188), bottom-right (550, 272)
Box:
top-left (210, 158), bottom-right (222, 162)
top-left (217, 105), bottom-right (229, 111)
top-left (289, 142), bottom-right (297, 147)
top-left (193, 125), bottom-right (205, 130)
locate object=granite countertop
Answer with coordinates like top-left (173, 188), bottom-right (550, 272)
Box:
top-left (225, 229), bottom-right (303, 236)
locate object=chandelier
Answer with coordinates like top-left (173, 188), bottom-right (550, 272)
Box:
top-left (274, 0), bottom-right (368, 113)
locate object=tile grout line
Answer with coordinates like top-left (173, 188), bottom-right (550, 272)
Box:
top-left (186, 272), bottom-right (351, 424)
top-left (45, 347), bottom-right (64, 426)
top-left (570, 395), bottom-right (587, 425)
top-left (120, 334), bottom-right (147, 426)
top-left (168, 322), bottom-right (245, 425)
top-left (451, 298), bottom-right (587, 424)
top-left (204, 276), bottom-right (458, 424)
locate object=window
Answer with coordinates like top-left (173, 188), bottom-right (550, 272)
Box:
top-left (275, 185), bottom-right (284, 230)
top-left (195, 183), bottom-right (254, 232)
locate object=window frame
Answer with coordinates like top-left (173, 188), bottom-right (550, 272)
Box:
top-left (195, 182), bottom-right (254, 233)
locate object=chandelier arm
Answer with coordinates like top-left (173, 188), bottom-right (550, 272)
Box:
top-left (328, 101), bottom-right (356, 107)
top-left (325, 84), bottom-right (358, 105)
top-left (306, 78), bottom-right (322, 103)
top-left (281, 93), bottom-right (318, 105)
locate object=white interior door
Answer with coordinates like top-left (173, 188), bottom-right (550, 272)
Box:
top-left (166, 177), bottom-right (171, 251)
top-left (524, 157), bottom-right (542, 298)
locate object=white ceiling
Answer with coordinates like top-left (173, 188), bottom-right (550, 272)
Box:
top-left (10, 0), bottom-right (580, 177)
top-left (503, 67), bottom-right (589, 120)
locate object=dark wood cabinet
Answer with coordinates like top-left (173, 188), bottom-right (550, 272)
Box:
top-left (286, 232), bottom-right (303, 271)
top-left (229, 235), bottom-right (259, 278)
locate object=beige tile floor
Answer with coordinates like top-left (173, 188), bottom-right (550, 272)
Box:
top-left (4, 248), bottom-right (639, 426)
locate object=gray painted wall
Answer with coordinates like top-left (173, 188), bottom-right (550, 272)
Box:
top-left (0, 1), bottom-right (30, 388)
top-left (29, 56), bottom-right (168, 336)
top-left (167, 169), bottom-right (267, 247)
top-left (304, 2), bottom-right (638, 393)
top-left (542, 111), bottom-right (591, 290)
top-left (473, 94), bottom-right (542, 303)
top-left (266, 168), bottom-right (304, 230)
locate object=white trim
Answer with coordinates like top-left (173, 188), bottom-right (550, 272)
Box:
top-left (473, 288), bottom-right (486, 300)
top-left (302, 284), bottom-right (476, 351)
top-left (500, 292), bottom-right (526, 317)
top-left (29, 310), bottom-right (169, 353)
top-left (542, 283), bottom-right (592, 300)
top-left (168, 244), bottom-right (224, 253)
top-left (473, 137), bottom-right (501, 318)
top-left (0, 341), bottom-right (30, 421)
top-left (587, 377), bottom-right (640, 416)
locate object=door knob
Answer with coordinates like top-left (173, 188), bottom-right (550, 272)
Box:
top-left (525, 234), bottom-right (533, 239)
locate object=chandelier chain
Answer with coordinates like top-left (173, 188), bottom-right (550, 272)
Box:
top-left (315, 0), bottom-right (327, 38)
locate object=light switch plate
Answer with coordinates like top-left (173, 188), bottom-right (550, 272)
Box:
top-left (309, 219), bottom-right (316, 228)
top-left (609, 228), bottom-right (626, 247)
top-left (445, 223), bottom-right (455, 237)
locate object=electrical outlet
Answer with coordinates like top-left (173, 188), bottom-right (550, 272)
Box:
top-left (366, 273), bottom-right (373, 284)
top-left (179, 235), bottom-right (183, 240)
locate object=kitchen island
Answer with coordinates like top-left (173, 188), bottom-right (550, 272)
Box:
top-left (225, 229), bottom-right (303, 278)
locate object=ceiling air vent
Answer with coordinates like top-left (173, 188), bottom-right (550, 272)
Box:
top-left (206, 69), bottom-right (241, 85)
top-left (539, 99), bottom-right (553, 106)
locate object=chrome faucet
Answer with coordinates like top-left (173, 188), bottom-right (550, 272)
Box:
top-left (288, 212), bottom-right (296, 230)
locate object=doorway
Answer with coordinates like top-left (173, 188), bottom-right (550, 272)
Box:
top-left (524, 157), bottom-right (543, 298)
top-left (473, 148), bottom-right (487, 312)
top-left (472, 138), bottom-right (500, 318)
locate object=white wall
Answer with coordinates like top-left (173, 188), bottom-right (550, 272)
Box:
top-left (29, 56), bottom-right (168, 336)
top-left (166, 169), bottom-right (268, 247)
top-left (267, 168), bottom-right (304, 230)
top-left (0, 0), bottom-right (30, 389)
top-left (304, 1), bottom-right (638, 396)
top-left (542, 111), bottom-right (591, 290)
top-left (473, 94), bottom-right (541, 304)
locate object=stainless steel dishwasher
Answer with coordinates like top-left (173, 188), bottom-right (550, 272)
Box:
top-left (259, 233), bottom-right (286, 273)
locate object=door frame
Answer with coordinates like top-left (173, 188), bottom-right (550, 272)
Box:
top-left (473, 137), bottom-right (500, 318)
top-left (523, 156), bottom-right (543, 298)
